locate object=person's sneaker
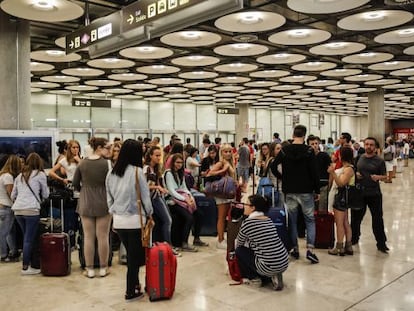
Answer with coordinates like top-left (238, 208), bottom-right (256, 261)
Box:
top-left (21, 267), bottom-right (41, 275)
top-left (181, 243), bottom-right (198, 252)
top-left (99, 268), bottom-right (109, 277)
top-left (125, 291), bottom-right (144, 301)
top-left (83, 268), bottom-right (95, 278)
top-left (306, 250), bottom-right (319, 264)
top-left (1, 256), bottom-right (10, 262)
top-left (216, 240), bottom-right (227, 250)
top-left (242, 278), bottom-right (262, 287)
top-left (290, 249), bottom-right (300, 259)
top-left (193, 238), bottom-right (209, 247)
top-left (172, 247), bottom-right (182, 257)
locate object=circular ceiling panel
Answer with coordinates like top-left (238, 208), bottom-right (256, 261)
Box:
top-left (344, 74), bottom-right (383, 82)
top-left (116, 95), bottom-right (143, 100)
top-left (293, 88), bottom-right (323, 94)
top-left (338, 10), bottom-right (413, 31)
top-left (30, 50), bottom-right (81, 62)
top-left (160, 31), bottom-right (222, 47)
top-left (49, 90), bottom-right (79, 95)
top-left (147, 78), bottom-right (185, 85)
top-left (31, 82), bottom-right (59, 88)
top-left (134, 91), bottom-right (164, 96)
top-left (84, 80), bottom-right (121, 87)
top-left (30, 62), bottom-right (54, 72)
top-left (390, 68), bottom-right (414, 76)
top-left (279, 75), bottom-right (317, 83)
top-left (119, 46), bottom-right (173, 59)
top-left (87, 58), bottom-right (135, 69)
top-left (383, 83), bottom-right (414, 89)
top-left (187, 89), bottom-right (217, 95)
top-left (136, 65), bottom-right (180, 74)
top-left (346, 87), bottom-right (378, 93)
top-left (164, 93), bottom-right (191, 99)
top-left (214, 63), bottom-right (258, 73)
top-left (287, 0), bottom-right (370, 14)
top-left (101, 88), bottom-right (133, 94)
top-left (214, 11), bottom-right (286, 33)
top-left (250, 70), bottom-right (290, 78)
top-left (268, 29), bottom-right (331, 45)
top-left (404, 46), bottom-right (414, 55)
top-left (31, 88), bottom-right (43, 93)
top-left (171, 55), bottom-right (220, 66)
top-left (184, 82), bottom-right (217, 88)
top-left (40, 75), bottom-right (80, 83)
top-left (364, 79), bottom-right (401, 86)
top-left (257, 53), bottom-right (306, 64)
top-left (244, 81), bottom-right (278, 87)
top-left (369, 61), bottom-right (414, 71)
top-left (124, 83), bottom-right (157, 90)
top-left (158, 87), bottom-right (189, 93)
top-left (61, 67), bottom-right (105, 77)
top-left (108, 73), bottom-right (147, 81)
top-left (214, 92), bottom-right (240, 98)
top-left (171, 99), bottom-right (193, 103)
top-left (237, 95), bottom-right (262, 100)
top-left (178, 71), bottom-right (218, 79)
top-left (305, 80), bottom-right (340, 87)
top-left (291, 61), bottom-right (337, 71)
top-left (320, 68), bottom-right (362, 77)
top-left (271, 84), bottom-right (303, 91)
top-left (266, 92), bottom-right (291, 97)
top-left (214, 43), bottom-right (268, 56)
top-left (65, 85), bottom-right (98, 91)
top-left (327, 84), bottom-right (359, 90)
top-left (1, 0), bottom-right (84, 22)
top-left (374, 27), bottom-right (414, 44)
top-left (239, 89), bottom-right (269, 95)
top-left (342, 52), bottom-right (394, 64)
top-left (309, 42), bottom-right (366, 55)
top-left (213, 86), bottom-right (245, 92)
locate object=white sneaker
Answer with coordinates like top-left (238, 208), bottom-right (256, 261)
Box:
top-left (83, 268), bottom-right (95, 278)
top-left (216, 240), bottom-right (227, 250)
top-left (21, 267), bottom-right (41, 275)
top-left (99, 268), bottom-right (109, 277)
top-left (242, 278), bottom-right (262, 287)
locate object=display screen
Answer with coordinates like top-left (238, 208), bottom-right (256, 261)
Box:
top-left (0, 136), bottom-right (53, 168)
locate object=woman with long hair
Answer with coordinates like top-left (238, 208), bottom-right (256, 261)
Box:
top-left (164, 142), bottom-right (184, 170)
top-left (110, 141), bottom-right (122, 167)
top-left (257, 143), bottom-right (271, 178)
top-left (327, 147), bottom-right (355, 256)
top-left (0, 155), bottom-right (23, 262)
top-left (49, 139), bottom-right (82, 185)
top-left (165, 153), bottom-right (207, 251)
top-left (143, 146), bottom-right (179, 255)
top-left (11, 153), bottom-right (49, 275)
top-left (106, 139), bottom-right (153, 301)
top-left (73, 137), bottom-right (112, 278)
top-left (206, 143), bottom-right (236, 249)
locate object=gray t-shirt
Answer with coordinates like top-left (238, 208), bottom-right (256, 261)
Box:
top-left (356, 154), bottom-right (386, 195)
top-left (238, 145), bottom-right (251, 168)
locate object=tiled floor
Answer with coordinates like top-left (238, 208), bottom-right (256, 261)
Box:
top-left (1, 161), bottom-right (414, 311)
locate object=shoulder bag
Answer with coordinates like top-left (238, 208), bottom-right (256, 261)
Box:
top-left (136, 167), bottom-right (155, 248)
top-left (204, 175), bottom-right (236, 199)
top-left (333, 182), bottom-right (364, 211)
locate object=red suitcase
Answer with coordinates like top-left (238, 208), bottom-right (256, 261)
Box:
top-left (40, 196), bottom-right (71, 276)
top-left (314, 211), bottom-right (335, 249)
top-left (145, 242), bottom-right (177, 301)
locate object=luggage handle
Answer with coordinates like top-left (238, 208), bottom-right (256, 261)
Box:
top-left (49, 196), bottom-right (64, 233)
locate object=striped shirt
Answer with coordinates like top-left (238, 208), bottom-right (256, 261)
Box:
top-left (236, 217), bottom-right (289, 276)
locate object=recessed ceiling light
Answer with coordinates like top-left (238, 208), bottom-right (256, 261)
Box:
top-left (229, 63), bottom-right (243, 67)
top-left (137, 46), bottom-right (155, 53)
top-left (397, 28), bottom-right (414, 37)
top-left (32, 0), bottom-right (56, 11)
top-left (288, 29), bottom-right (310, 38)
top-left (307, 62), bottom-right (321, 67)
top-left (232, 43), bottom-right (250, 50)
top-left (384, 61), bottom-right (399, 66)
top-left (31, 62), bottom-right (41, 66)
top-left (180, 31), bottom-right (201, 40)
top-left (335, 69), bottom-right (347, 72)
top-left (359, 52), bottom-right (376, 57)
top-left (188, 55), bottom-right (204, 61)
top-left (273, 53), bottom-right (289, 59)
top-left (104, 58), bottom-right (120, 63)
top-left (362, 11), bottom-right (386, 22)
top-left (238, 12), bottom-right (263, 25)
top-left (293, 75), bottom-right (304, 79)
top-left (192, 71), bottom-right (205, 75)
top-left (78, 68), bottom-right (91, 71)
top-left (326, 42), bottom-right (346, 49)
top-left (152, 65), bottom-right (165, 69)
top-left (45, 50), bottom-right (64, 56)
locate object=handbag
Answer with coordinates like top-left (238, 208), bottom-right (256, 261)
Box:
top-left (204, 175), bottom-right (236, 199)
top-left (136, 168), bottom-right (155, 248)
top-left (384, 152), bottom-right (393, 161)
top-left (172, 189), bottom-right (197, 214)
top-left (333, 183), bottom-right (364, 211)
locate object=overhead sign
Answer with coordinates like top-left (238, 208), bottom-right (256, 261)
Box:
top-left (72, 98), bottom-right (111, 108)
top-left (122, 0), bottom-right (206, 33)
top-left (217, 108), bottom-right (239, 115)
top-left (65, 12), bottom-right (121, 54)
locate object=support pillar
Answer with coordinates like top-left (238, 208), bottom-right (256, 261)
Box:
top-left (367, 88), bottom-right (385, 149)
top-left (235, 104), bottom-right (249, 145)
top-left (0, 11), bottom-right (31, 129)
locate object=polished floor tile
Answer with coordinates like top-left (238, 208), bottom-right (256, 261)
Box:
top-left (1, 161), bottom-right (414, 311)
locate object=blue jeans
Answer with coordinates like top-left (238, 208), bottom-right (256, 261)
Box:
top-left (0, 207), bottom-right (17, 258)
top-left (15, 215), bottom-right (40, 267)
top-left (285, 193), bottom-right (316, 249)
top-left (152, 196), bottom-right (172, 244)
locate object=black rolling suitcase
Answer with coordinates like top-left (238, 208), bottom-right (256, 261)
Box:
top-left (194, 194), bottom-right (218, 236)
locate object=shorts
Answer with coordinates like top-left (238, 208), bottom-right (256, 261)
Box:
top-left (237, 166), bottom-right (250, 183)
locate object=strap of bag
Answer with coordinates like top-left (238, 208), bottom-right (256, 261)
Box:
top-left (24, 178), bottom-right (41, 204)
top-left (136, 167), bottom-right (148, 231)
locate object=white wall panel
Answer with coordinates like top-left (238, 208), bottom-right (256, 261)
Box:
top-left (271, 109), bottom-right (285, 141)
top-left (174, 103), bottom-right (196, 130)
top-left (217, 113), bottom-right (235, 132)
top-left (255, 108), bottom-right (271, 142)
top-left (122, 100), bottom-right (148, 129)
top-left (149, 101), bottom-right (173, 130)
top-left (196, 105), bottom-right (216, 131)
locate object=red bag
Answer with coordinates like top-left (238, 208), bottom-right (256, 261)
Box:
top-left (146, 242), bottom-right (177, 301)
top-left (172, 189), bottom-right (197, 214)
top-left (226, 251), bottom-right (242, 284)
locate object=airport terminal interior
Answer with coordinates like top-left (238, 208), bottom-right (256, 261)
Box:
top-left (1, 0), bottom-right (414, 310)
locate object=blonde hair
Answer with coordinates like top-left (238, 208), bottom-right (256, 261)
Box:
top-left (66, 140), bottom-right (80, 164)
top-left (0, 155), bottom-right (23, 178)
top-left (219, 143), bottom-right (236, 179)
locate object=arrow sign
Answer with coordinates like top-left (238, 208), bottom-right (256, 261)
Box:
top-left (127, 14), bottom-right (134, 24)
top-left (69, 41), bottom-right (74, 49)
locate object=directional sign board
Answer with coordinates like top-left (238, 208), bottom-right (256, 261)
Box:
top-left (122, 0), bottom-right (206, 33)
top-left (72, 98), bottom-right (112, 108)
top-left (65, 12), bottom-right (121, 54)
top-left (217, 108), bottom-right (239, 115)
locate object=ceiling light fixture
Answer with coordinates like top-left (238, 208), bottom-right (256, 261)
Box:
top-left (232, 43), bottom-right (250, 50)
top-left (326, 42), bottom-right (346, 49)
top-left (32, 0), bottom-right (56, 11)
top-left (307, 61), bottom-right (322, 67)
top-left (397, 28), bottom-right (414, 37)
top-left (180, 31), bottom-right (201, 40)
top-left (238, 12), bottom-right (262, 25)
top-left (104, 58), bottom-right (120, 63)
top-left (288, 29), bottom-right (310, 38)
top-left (384, 61), bottom-right (399, 66)
top-left (137, 46), bottom-right (155, 53)
top-left (152, 65), bottom-right (165, 69)
top-left (362, 11), bottom-right (386, 22)
top-left (188, 55), bottom-right (204, 61)
top-left (273, 53), bottom-right (289, 59)
top-left (359, 52), bottom-right (376, 57)
top-left (45, 50), bottom-right (64, 56)
top-left (229, 63), bottom-right (243, 67)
